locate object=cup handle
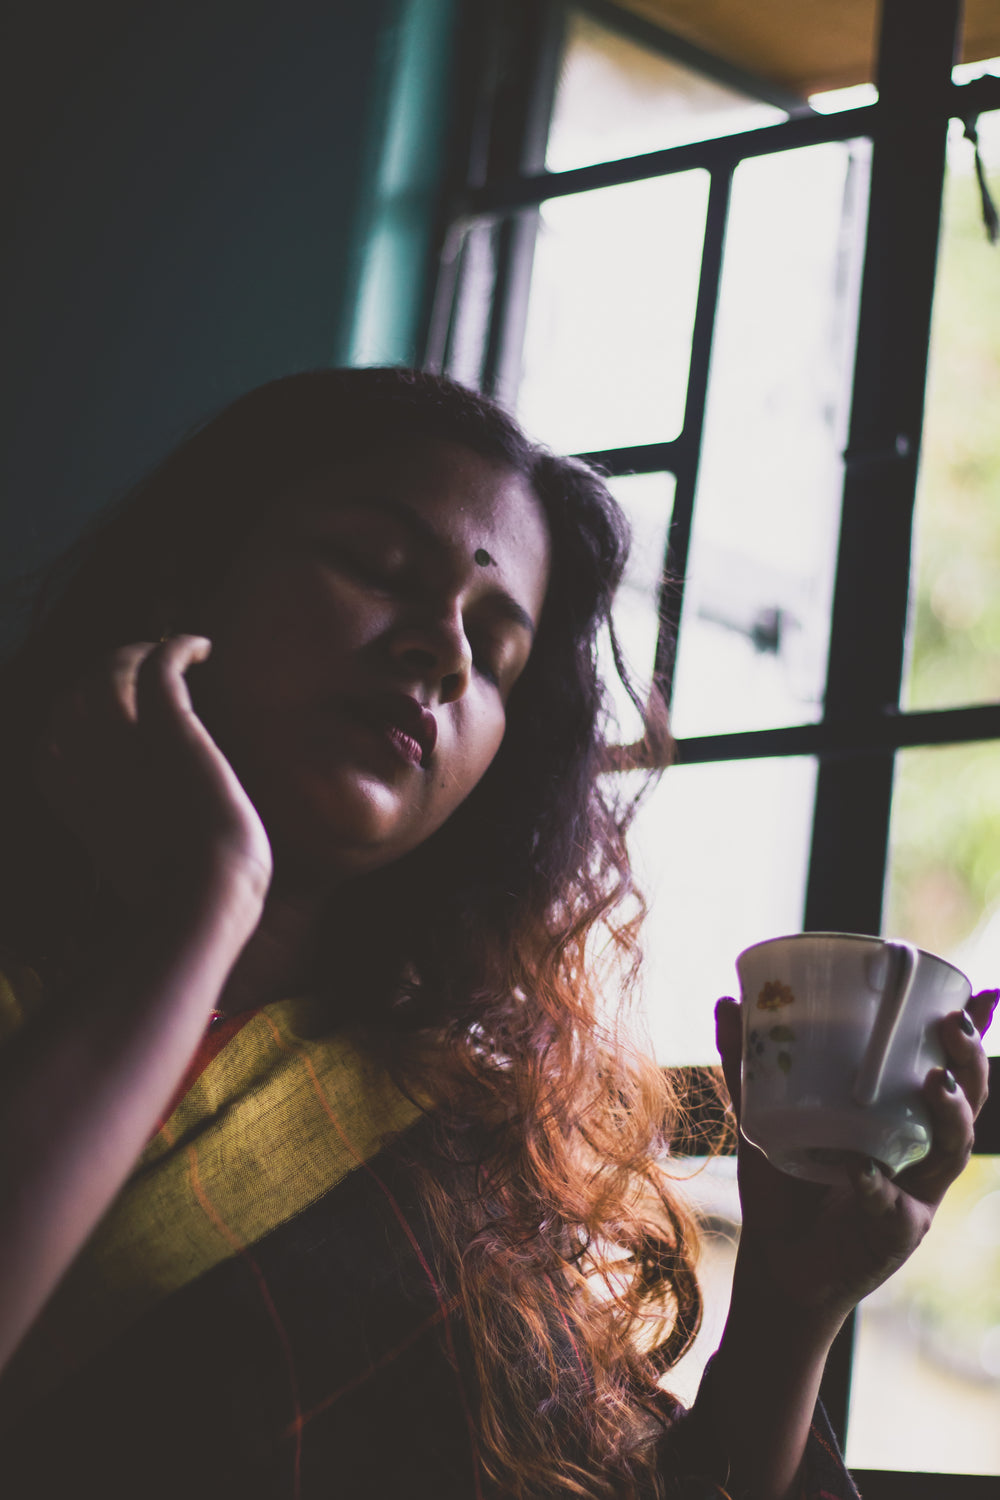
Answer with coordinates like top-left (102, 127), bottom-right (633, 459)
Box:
top-left (853, 941), bottom-right (918, 1107)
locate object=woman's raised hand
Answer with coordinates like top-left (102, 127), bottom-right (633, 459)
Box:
top-left (714, 990), bottom-right (997, 1322)
top-left (35, 636), bottom-right (272, 927)
top-left (0, 640), bottom-right (274, 1370)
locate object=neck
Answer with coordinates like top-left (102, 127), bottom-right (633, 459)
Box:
top-left (216, 878), bottom-right (333, 1016)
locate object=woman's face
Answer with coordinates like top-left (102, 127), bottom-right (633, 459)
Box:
top-left (192, 437), bottom-right (551, 883)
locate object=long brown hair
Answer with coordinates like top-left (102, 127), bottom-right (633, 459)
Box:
top-left (0, 368), bottom-right (702, 1498)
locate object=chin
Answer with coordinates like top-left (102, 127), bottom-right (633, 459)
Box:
top-left (257, 767), bottom-right (425, 882)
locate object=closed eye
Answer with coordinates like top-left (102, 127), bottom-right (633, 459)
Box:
top-left (316, 542), bottom-right (403, 591)
top-left (468, 627), bottom-right (518, 690)
top-left (473, 654), bottom-right (502, 688)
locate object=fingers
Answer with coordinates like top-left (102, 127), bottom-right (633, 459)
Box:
top-left (850, 1000), bottom-right (991, 1210)
top-left (939, 1005), bottom-right (991, 1120)
top-left (130, 636), bottom-right (261, 837)
top-left (896, 1064), bottom-right (977, 1205)
top-left (715, 997), bottom-right (743, 1117)
top-left (133, 635), bottom-right (214, 741)
top-left (35, 637), bottom-right (216, 828)
top-left (36, 645), bottom-right (153, 818)
top-left (845, 1157), bottom-right (938, 1282)
top-left (44, 642), bottom-right (157, 750)
top-left (847, 1155), bottom-right (898, 1219)
top-left (966, 988), bottom-right (999, 1042)
top-left (38, 638), bottom-right (210, 769)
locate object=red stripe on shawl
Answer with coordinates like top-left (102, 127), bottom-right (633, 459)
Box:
top-left (257, 1011), bottom-right (485, 1500)
top-left (798, 1418), bottom-right (857, 1499)
top-left (154, 1009), bottom-right (261, 1133)
top-left (286, 1297), bottom-right (459, 1437)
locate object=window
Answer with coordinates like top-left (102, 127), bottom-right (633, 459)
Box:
top-left (425, 1), bottom-right (1000, 1492)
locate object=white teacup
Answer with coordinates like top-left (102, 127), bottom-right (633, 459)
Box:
top-left (736, 932), bottom-right (971, 1185)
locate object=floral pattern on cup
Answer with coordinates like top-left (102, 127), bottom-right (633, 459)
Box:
top-left (756, 979), bottom-right (796, 1011)
top-left (745, 1019), bottom-right (797, 1081)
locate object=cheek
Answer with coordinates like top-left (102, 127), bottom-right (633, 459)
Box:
top-left (210, 572), bottom-right (374, 702)
top-left (433, 704), bottom-right (507, 811)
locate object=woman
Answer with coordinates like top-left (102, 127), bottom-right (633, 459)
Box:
top-left (0, 368), bottom-right (993, 1499)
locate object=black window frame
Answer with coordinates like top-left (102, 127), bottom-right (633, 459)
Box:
top-left (423, 2), bottom-right (1000, 1492)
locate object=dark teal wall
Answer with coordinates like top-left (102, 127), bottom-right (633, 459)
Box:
top-left (0, 0), bottom-right (456, 635)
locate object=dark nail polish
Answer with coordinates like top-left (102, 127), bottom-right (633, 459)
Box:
top-left (959, 1010), bottom-right (977, 1037)
top-left (942, 1069), bottom-right (959, 1093)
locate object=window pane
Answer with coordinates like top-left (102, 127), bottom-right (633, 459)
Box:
top-left (670, 140), bottom-right (869, 737)
top-left (602, 472), bottom-right (675, 743)
top-left (808, 82), bottom-right (878, 114)
top-left (547, 9), bottom-right (783, 174)
top-left (884, 742), bottom-right (1000, 1056)
top-left (517, 172), bottom-right (709, 454)
top-left (631, 757), bottom-right (816, 1064)
top-left (847, 1155), bottom-right (1000, 1474)
top-left (443, 222), bottom-right (498, 391)
top-left (902, 111), bottom-right (1000, 712)
top-left (954, 58), bottom-right (1000, 87)
top-left (660, 1155), bottom-right (740, 1408)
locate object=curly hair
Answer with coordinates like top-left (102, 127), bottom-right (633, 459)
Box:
top-left (0, 368), bottom-right (701, 1499)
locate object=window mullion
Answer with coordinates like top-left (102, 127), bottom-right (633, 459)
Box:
top-left (805, 0), bottom-right (960, 942)
top-left (653, 165), bottom-right (733, 707)
top-left (807, 0), bottom-right (963, 1452)
top-left (477, 1), bottom-right (565, 403)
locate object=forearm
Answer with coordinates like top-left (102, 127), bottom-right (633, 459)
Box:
top-left (689, 1245), bottom-right (846, 1500)
top-left (0, 888), bottom-right (260, 1370)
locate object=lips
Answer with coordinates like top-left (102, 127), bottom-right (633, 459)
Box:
top-left (349, 692), bottom-right (438, 768)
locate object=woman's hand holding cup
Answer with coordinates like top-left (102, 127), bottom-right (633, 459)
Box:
top-left (715, 955), bottom-right (997, 1327)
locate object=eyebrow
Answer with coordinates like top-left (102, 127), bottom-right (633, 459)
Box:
top-left (321, 493), bottom-right (538, 640)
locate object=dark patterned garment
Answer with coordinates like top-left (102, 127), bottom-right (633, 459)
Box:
top-left (0, 984), bottom-right (861, 1499)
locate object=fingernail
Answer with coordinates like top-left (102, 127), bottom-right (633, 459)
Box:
top-left (959, 1010), bottom-right (977, 1036)
top-left (942, 1069), bottom-right (959, 1093)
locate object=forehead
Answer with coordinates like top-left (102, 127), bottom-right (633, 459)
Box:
top-left (283, 437), bottom-right (550, 602)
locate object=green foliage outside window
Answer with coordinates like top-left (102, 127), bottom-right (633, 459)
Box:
top-left (888, 125), bottom-right (1000, 967)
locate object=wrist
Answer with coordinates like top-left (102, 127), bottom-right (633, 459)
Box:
top-left (728, 1238), bottom-right (848, 1354)
top-left (148, 856), bottom-right (268, 949)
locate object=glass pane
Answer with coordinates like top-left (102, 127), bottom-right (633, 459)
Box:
top-left (631, 757), bottom-right (816, 1064)
top-left (601, 472), bottom-right (675, 744)
top-left (902, 111), bottom-right (1000, 712)
top-left (953, 57), bottom-right (1000, 86)
top-left (885, 742), bottom-right (1000, 1056)
top-left (443, 222), bottom-right (498, 391)
top-left (669, 140), bottom-right (869, 738)
top-left (517, 172), bottom-right (709, 454)
top-left (547, 9), bottom-right (783, 174)
top-left (847, 1155), bottom-right (1000, 1474)
top-left (808, 83), bottom-right (878, 114)
top-left (659, 1155), bottom-right (740, 1408)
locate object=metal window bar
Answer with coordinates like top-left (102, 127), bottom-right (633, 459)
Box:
top-left (649, 164), bottom-right (732, 703)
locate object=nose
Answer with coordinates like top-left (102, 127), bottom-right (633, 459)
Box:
top-left (388, 599), bottom-right (472, 705)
